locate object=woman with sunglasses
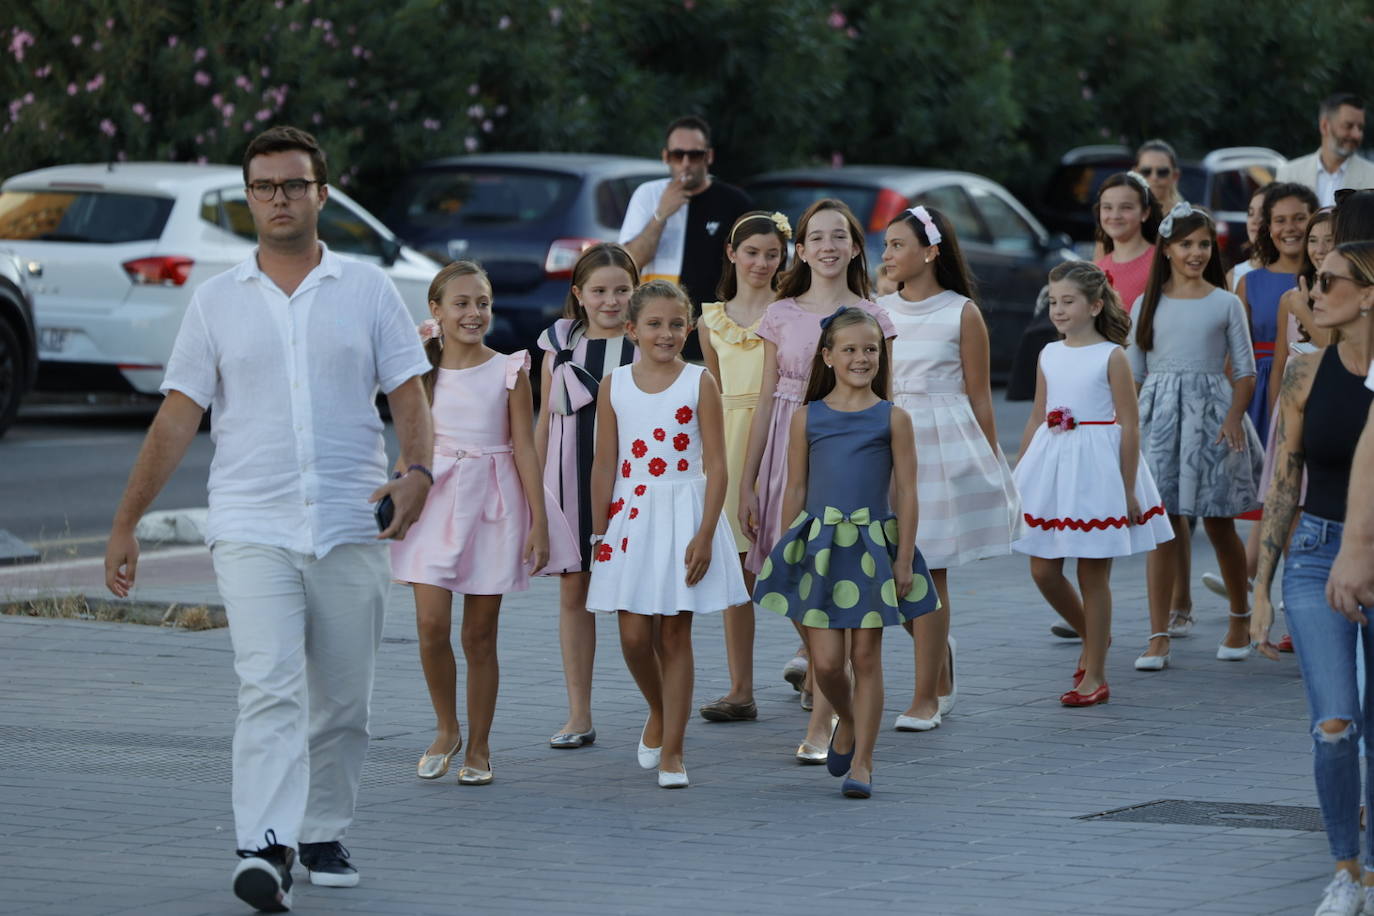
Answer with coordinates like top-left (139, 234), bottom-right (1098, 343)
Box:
top-left (1135, 140), bottom-right (1185, 213)
top-left (1251, 241), bottom-right (1374, 916)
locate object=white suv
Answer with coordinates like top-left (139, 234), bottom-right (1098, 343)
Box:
top-left (0, 162), bottom-right (440, 395)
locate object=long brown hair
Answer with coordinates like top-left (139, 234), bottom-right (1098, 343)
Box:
top-left (803, 308), bottom-right (890, 403)
top-left (562, 243), bottom-right (639, 323)
top-left (1255, 182), bottom-right (1319, 266)
top-left (1093, 172), bottom-right (1162, 254)
top-left (422, 260), bottom-right (491, 402)
top-left (1134, 208), bottom-right (1227, 352)
top-left (1047, 261), bottom-right (1131, 345)
top-left (885, 205), bottom-right (978, 300)
top-left (715, 211), bottom-right (789, 300)
top-left (776, 199), bottom-right (871, 301)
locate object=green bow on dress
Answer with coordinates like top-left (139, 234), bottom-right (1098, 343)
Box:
top-left (821, 506), bottom-right (871, 526)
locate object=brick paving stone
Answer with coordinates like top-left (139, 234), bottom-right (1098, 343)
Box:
top-left (0, 532), bottom-right (1344, 914)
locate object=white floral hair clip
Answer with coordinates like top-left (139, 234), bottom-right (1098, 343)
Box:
top-left (906, 205), bottom-right (942, 245)
top-left (419, 318), bottom-right (443, 343)
top-left (770, 211), bottom-right (792, 239)
top-left (1157, 201), bottom-right (1195, 238)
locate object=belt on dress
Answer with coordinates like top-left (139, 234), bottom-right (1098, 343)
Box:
top-left (433, 441), bottom-right (513, 520)
top-left (774, 376), bottom-right (807, 403)
top-left (1253, 341), bottom-right (1275, 357)
top-left (1045, 408), bottom-right (1115, 431)
top-left (720, 392), bottom-right (758, 410)
top-left (894, 379), bottom-right (965, 396)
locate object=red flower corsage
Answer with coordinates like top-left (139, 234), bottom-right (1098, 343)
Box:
top-left (608, 498), bottom-right (624, 519)
top-left (677, 458), bottom-right (689, 471)
top-left (1046, 407), bottom-right (1077, 433)
top-left (621, 459), bottom-right (631, 477)
top-left (634, 484), bottom-right (647, 496)
top-left (631, 439), bottom-right (648, 458)
top-left (675, 406), bottom-right (693, 424)
top-left (595, 543), bottom-right (613, 563)
top-left (652, 428), bottom-right (666, 441)
top-left (673, 432), bottom-right (690, 451)
top-left (648, 457), bottom-right (667, 477)
top-left (629, 507), bottom-right (639, 519)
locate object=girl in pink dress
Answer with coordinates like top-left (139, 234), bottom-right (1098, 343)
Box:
top-left (1093, 172), bottom-right (1160, 314)
top-left (392, 261), bottom-right (578, 786)
top-left (736, 198), bottom-right (895, 758)
top-left (535, 244), bottom-right (640, 749)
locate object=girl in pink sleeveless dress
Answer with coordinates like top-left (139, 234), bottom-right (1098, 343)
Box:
top-left (392, 262), bottom-right (578, 786)
top-left (736, 199), bottom-right (895, 757)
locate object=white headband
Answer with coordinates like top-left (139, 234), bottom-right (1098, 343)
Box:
top-left (906, 206), bottom-right (942, 245)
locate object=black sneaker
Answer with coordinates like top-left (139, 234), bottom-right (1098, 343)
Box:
top-left (232, 829), bottom-right (294, 912)
top-left (299, 840), bottom-right (359, 888)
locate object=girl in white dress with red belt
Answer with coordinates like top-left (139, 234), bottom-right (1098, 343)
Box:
top-left (391, 261), bottom-right (579, 784)
top-left (1013, 261), bottom-right (1173, 706)
top-left (877, 205), bottom-right (1022, 732)
top-left (586, 280), bottom-right (747, 788)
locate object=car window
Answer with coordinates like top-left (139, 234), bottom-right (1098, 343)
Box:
top-left (204, 189), bottom-right (385, 258)
top-left (911, 185), bottom-right (988, 244)
top-left (1042, 163), bottom-right (1131, 214)
top-left (0, 190), bottom-right (172, 243)
top-left (968, 186), bottom-right (1038, 253)
top-left (745, 183), bottom-right (879, 235)
top-left (1209, 166), bottom-right (1276, 213)
top-left (596, 174), bottom-right (662, 229)
top-left (392, 168), bottom-right (579, 230)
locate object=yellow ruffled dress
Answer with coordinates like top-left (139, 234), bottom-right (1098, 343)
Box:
top-left (700, 301), bottom-right (764, 553)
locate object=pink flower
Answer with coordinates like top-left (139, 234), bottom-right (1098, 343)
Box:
top-left (105, 18), bottom-right (114, 29)
top-left (497, 15), bottom-right (511, 29)
top-left (831, 151), bottom-right (844, 168)
top-left (464, 136), bottom-right (478, 152)
top-left (260, 66), bottom-right (270, 77)
top-left (221, 102), bottom-right (235, 117)
top-left (66, 83), bottom-right (78, 96)
top-left (255, 108), bottom-right (271, 121)
top-left (85, 74), bottom-right (105, 92)
top-left (98, 118), bottom-right (116, 137)
top-left (71, 34), bottom-right (83, 47)
top-left (235, 75), bottom-right (252, 91)
top-left (194, 47), bottom-right (207, 62)
top-left (467, 104), bottom-right (484, 118)
top-left (194, 70), bottom-right (211, 86)
top-left (827, 8), bottom-right (846, 28)
top-left (1046, 407), bottom-right (1077, 433)
top-left (482, 119), bottom-right (493, 133)
top-left (167, 35), bottom-right (179, 47)
top-left (9, 29), bottom-right (35, 62)
top-left (211, 93), bottom-right (224, 108)
top-left (194, 133), bottom-right (204, 144)
top-left (549, 6), bottom-right (562, 24)
top-left (422, 118), bottom-right (440, 130)
top-left (34, 65), bottom-right (51, 78)
top-left (23, 92), bottom-right (33, 103)
top-left (467, 83), bottom-right (479, 96)
top-left (195, 155), bottom-right (208, 164)
top-left (352, 44), bottom-right (363, 57)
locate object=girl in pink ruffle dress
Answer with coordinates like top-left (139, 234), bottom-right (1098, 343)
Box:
top-left (392, 261), bottom-right (578, 786)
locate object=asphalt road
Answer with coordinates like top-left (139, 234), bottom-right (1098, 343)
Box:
top-left (1, 388), bottom-right (1032, 561)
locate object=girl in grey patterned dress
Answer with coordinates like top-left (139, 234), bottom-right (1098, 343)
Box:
top-left (1126, 204), bottom-right (1263, 670)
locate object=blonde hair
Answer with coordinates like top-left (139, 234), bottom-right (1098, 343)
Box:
top-left (1047, 261), bottom-right (1131, 345)
top-left (423, 260), bottom-right (490, 402)
top-left (627, 279), bottom-right (695, 324)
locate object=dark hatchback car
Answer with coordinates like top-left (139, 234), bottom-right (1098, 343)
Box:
top-left (744, 166), bottom-right (1075, 377)
top-left (1036, 145), bottom-right (1285, 264)
top-left (384, 153), bottom-right (666, 354)
top-left (0, 248), bottom-right (38, 437)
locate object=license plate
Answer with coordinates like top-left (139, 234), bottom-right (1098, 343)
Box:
top-left (38, 327), bottom-right (71, 353)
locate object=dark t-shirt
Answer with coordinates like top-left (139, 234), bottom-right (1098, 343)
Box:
top-left (679, 181), bottom-right (751, 304)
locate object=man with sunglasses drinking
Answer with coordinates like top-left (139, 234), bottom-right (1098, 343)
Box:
top-left (620, 115), bottom-right (751, 306)
top-left (1277, 92), bottom-right (1373, 207)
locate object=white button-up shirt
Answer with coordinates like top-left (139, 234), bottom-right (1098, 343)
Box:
top-left (161, 243), bottom-right (431, 557)
top-left (1316, 157), bottom-right (1350, 208)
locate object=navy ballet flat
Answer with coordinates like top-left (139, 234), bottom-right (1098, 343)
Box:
top-left (826, 725), bottom-right (856, 778)
top-left (841, 776), bottom-right (872, 799)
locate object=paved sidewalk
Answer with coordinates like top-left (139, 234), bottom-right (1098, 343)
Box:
top-left (0, 531), bottom-right (1334, 915)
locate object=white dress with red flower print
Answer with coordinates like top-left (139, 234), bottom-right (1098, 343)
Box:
top-left (586, 363), bottom-right (748, 615)
top-left (1011, 341), bottom-right (1174, 559)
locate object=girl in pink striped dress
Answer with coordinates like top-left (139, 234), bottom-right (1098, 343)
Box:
top-left (877, 206), bottom-right (1023, 732)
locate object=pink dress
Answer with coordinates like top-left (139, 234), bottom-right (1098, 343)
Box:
top-left (391, 352), bottom-right (579, 593)
top-left (1096, 246), bottom-right (1154, 314)
top-left (744, 298), bottom-right (896, 574)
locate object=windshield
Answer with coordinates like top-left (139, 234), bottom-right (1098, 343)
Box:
top-left (391, 168), bottom-right (579, 230)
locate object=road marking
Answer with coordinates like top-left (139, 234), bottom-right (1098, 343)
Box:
top-left (0, 544), bottom-right (208, 574)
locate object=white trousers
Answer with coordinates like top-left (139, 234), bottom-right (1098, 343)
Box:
top-left (213, 541), bottom-right (389, 851)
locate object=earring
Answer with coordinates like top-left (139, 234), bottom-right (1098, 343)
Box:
top-left (924, 255), bottom-right (933, 264)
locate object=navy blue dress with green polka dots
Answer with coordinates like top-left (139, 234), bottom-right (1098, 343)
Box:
top-left (752, 399), bottom-right (939, 629)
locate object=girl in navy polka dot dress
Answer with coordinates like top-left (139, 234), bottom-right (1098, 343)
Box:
top-left (752, 307), bottom-right (939, 798)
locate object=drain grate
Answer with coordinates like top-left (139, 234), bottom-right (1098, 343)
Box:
top-left (1079, 799), bottom-right (1323, 832)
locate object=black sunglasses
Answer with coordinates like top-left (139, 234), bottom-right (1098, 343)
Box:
top-left (1135, 166), bottom-right (1173, 179)
top-left (666, 148), bottom-right (708, 162)
top-left (1317, 271), bottom-right (1371, 293)
top-left (1334, 187), bottom-right (1374, 206)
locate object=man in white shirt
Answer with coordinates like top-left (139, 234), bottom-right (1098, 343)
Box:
top-left (103, 126), bottom-right (434, 913)
top-left (1276, 93), bottom-right (1373, 207)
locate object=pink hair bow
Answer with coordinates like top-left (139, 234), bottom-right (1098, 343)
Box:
top-left (906, 205), bottom-right (942, 245)
top-left (419, 319), bottom-right (442, 342)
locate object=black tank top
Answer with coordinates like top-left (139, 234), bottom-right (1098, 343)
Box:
top-left (1302, 346), bottom-right (1373, 522)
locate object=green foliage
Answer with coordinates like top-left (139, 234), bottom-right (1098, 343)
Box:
top-left (3, 0), bottom-right (1374, 213)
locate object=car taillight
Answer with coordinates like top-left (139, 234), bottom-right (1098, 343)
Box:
top-left (1215, 220), bottom-right (1230, 249)
top-left (544, 238), bottom-right (600, 280)
top-left (868, 188), bottom-right (911, 234)
top-left (123, 256), bottom-right (194, 286)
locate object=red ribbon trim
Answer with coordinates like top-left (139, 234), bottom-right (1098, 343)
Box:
top-left (1023, 504), bottom-right (1166, 531)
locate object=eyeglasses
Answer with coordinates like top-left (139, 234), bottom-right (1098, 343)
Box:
top-left (1317, 271), bottom-right (1371, 293)
top-left (247, 179), bottom-right (321, 202)
top-left (666, 148), bottom-right (708, 163)
top-left (1135, 167), bottom-right (1173, 179)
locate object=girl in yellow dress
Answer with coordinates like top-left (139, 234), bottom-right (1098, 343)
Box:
top-left (696, 211), bottom-right (790, 721)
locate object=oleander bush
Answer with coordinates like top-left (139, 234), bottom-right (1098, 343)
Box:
top-left (3, 0), bottom-right (1373, 212)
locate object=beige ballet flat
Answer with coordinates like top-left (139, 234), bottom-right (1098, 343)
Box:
top-left (457, 766), bottom-right (493, 786)
top-left (416, 736), bottom-right (462, 780)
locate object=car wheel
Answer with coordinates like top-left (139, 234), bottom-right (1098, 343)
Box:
top-left (0, 317), bottom-right (23, 437)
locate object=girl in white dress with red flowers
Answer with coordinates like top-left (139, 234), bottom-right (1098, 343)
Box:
top-left (586, 280), bottom-right (747, 789)
top-left (1013, 261), bottom-right (1173, 707)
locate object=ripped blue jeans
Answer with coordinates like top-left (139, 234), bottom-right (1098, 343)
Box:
top-left (1284, 512), bottom-right (1373, 864)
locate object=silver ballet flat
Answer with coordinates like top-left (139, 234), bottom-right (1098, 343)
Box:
top-left (416, 736), bottom-right (462, 780)
top-left (795, 742), bottom-right (827, 765)
top-left (549, 728), bottom-right (596, 749)
top-left (457, 766), bottom-right (493, 786)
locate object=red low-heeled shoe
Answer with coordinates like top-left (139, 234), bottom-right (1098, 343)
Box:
top-left (1073, 668), bottom-right (1085, 686)
top-left (1277, 634), bottom-right (1294, 653)
top-left (1060, 683), bottom-right (1110, 707)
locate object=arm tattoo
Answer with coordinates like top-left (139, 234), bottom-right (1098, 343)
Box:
top-left (1255, 358), bottom-right (1313, 590)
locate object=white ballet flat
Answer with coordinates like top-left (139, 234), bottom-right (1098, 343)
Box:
top-left (894, 711), bottom-right (941, 732)
top-left (657, 769), bottom-right (689, 789)
top-left (1217, 612), bottom-right (1252, 661)
top-left (938, 636), bottom-right (957, 716)
top-left (1134, 632), bottom-right (1171, 671)
top-left (637, 717), bottom-right (661, 770)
